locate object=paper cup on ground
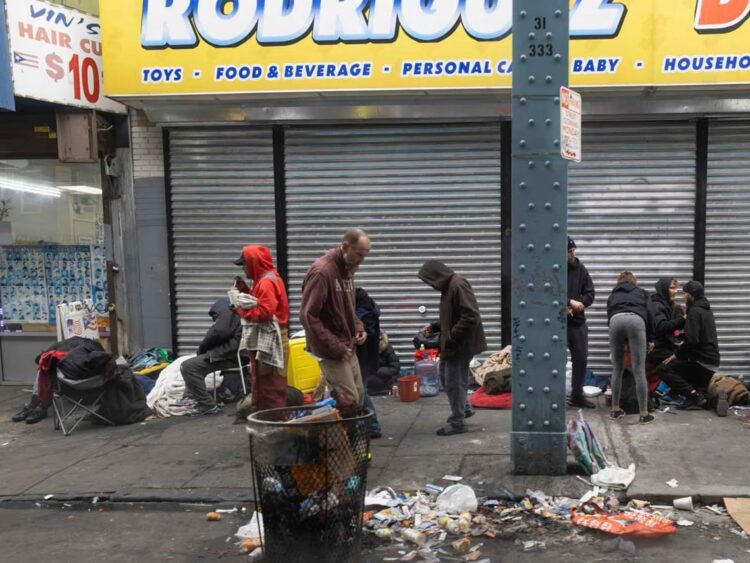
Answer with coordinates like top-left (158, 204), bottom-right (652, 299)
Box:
top-left (673, 496), bottom-right (694, 511)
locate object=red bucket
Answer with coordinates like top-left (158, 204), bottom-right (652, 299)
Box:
top-left (397, 375), bottom-right (420, 402)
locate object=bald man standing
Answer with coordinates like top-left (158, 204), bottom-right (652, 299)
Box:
top-left (300, 229), bottom-right (371, 415)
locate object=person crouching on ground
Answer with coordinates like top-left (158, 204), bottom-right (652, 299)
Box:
top-left (232, 245), bottom-right (289, 415)
top-left (607, 271), bottom-right (655, 424)
top-left (418, 260), bottom-right (486, 436)
top-left (657, 280), bottom-right (720, 410)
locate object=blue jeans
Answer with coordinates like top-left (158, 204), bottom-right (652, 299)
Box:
top-left (362, 391), bottom-right (381, 434)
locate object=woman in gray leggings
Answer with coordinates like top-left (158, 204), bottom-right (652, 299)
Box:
top-left (606, 271), bottom-right (656, 424)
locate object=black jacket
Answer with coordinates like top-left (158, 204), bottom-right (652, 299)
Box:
top-left (418, 260), bottom-right (487, 360)
top-left (368, 331), bottom-right (401, 395)
top-left (676, 296), bottom-right (720, 370)
top-left (606, 283), bottom-right (655, 342)
top-left (648, 278), bottom-right (686, 364)
top-left (567, 258), bottom-right (595, 326)
top-left (197, 299), bottom-right (241, 363)
top-left (355, 288), bottom-right (381, 384)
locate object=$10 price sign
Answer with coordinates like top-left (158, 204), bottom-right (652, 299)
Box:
top-left (5, 0), bottom-right (124, 113)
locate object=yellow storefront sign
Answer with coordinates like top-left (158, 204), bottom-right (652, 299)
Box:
top-left (100, 0), bottom-right (750, 96)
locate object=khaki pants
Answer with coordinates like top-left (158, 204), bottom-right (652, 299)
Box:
top-left (319, 355), bottom-right (365, 410)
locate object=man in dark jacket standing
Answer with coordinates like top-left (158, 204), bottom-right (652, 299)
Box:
top-left (300, 229), bottom-right (370, 413)
top-left (419, 260), bottom-right (487, 436)
top-left (180, 298), bottom-right (242, 415)
top-left (567, 237), bottom-right (596, 408)
top-left (657, 280), bottom-right (720, 409)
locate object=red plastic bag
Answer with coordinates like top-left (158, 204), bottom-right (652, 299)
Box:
top-left (571, 503), bottom-right (676, 537)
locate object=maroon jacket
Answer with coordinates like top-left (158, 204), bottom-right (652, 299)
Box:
top-left (300, 247), bottom-right (364, 361)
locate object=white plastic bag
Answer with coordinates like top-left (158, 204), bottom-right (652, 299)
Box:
top-left (591, 463), bottom-right (637, 490)
top-left (436, 484), bottom-right (478, 513)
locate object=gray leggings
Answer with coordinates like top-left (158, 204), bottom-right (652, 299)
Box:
top-left (609, 312), bottom-right (648, 413)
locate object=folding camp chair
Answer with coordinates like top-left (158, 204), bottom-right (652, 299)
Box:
top-left (210, 348), bottom-right (251, 403)
top-left (52, 370), bottom-right (115, 436)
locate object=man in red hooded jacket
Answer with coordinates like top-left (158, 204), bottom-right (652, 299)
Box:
top-left (232, 245), bottom-right (289, 414)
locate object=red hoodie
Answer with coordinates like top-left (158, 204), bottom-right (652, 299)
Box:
top-left (234, 245), bottom-right (289, 326)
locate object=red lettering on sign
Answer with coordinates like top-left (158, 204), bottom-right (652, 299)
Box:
top-left (695, 0), bottom-right (750, 32)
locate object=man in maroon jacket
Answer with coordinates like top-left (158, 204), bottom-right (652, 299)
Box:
top-left (300, 229), bottom-right (370, 413)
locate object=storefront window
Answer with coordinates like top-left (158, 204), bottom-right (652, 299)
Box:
top-left (0, 159), bottom-right (107, 330)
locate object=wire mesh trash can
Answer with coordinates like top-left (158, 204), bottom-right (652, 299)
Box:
top-left (247, 406), bottom-right (373, 563)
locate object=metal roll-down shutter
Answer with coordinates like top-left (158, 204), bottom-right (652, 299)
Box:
top-left (284, 123), bottom-right (503, 365)
top-left (568, 121), bottom-right (696, 377)
top-left (706, 120), bottom-right (750, 380)
top-left (168, 127), bottom-right (276, 355)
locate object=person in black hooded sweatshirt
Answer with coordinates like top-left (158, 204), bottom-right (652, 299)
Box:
top-left (567, 237), bottom-right (596, 408)
top-left (647, 278), bottom-right (686, 369)
top-left (418, 260), bottom-right (487, 436)
top-left (657, 280), bottom-right (720, 409)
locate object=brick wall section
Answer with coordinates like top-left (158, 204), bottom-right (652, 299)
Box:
top-left (130, 110), bottom-right (165, 180)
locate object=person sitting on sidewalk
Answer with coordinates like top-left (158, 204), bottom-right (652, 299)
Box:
top-left (178, 298), bottom-right (242, 416)
top-left (657, 281), bottom-right (720, 410)
top-left (647, 277), bottom-right (685, 388)
top-left (418, 260), bottom-right (486, 436)
top-left (368, 330), bottom-right (400, 396)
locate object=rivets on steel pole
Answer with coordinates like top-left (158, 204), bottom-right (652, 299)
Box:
top-left (552, 369), bottom-right (559, 377)
top-left (527, 386), bottom-right (534, 393)
top-left (528, 202), bottom-right (535, 210)
top-left (527, 352), bottom-right (534, 360)
top-left (528, 243), bottom-right (535, 251)
top-left (552, 335), bottom-right (559, 342)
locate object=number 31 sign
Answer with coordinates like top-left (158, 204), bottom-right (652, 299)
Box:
top-left (5, 0), bottom-right (125, 113)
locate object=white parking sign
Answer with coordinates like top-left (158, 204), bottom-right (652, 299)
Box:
top-left (560, 86), bottom-right (582, 163)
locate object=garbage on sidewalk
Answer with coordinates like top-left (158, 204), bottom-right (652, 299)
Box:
top-left (363, 479), bottom-right (685, 557)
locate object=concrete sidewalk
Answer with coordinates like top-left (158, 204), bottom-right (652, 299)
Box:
top-left (0, 386), bottom-right (748, 504)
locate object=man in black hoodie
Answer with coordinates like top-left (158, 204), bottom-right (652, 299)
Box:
top-left (180, 298), bottom-right (243, 415)
top-left (567, 237), bottom-right (596, 408)
top-left (648, 278), bottom-right (685, 367)
top-left (657, 281), bottom-right (720, 409)
top-left (419, 260), bottom-right (487, 436)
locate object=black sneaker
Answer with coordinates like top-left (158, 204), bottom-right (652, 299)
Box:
top-left (639, 414), bottom-right (655, 425)
top-left (25, 405), bottom-right (48, 424)
top-left (676, 391), bottom-right (707, 410)
top-left (568, 395), bottom-right (596, 409)
top-left (610, 409), bottom-right (626, 420)
top-left (715, 390), bottom-right (729, 417)
top-left (11, 404), bottom-right (31, 423)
